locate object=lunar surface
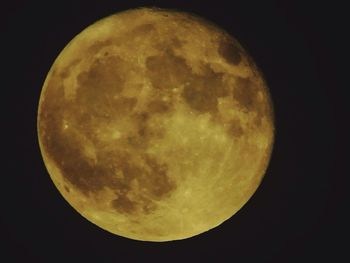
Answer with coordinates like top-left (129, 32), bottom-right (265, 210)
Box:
top-left (37, 8), bottom-right (274, 241)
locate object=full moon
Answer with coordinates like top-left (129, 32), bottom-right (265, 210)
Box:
top-left (38, 8), bottom-right (274, 241)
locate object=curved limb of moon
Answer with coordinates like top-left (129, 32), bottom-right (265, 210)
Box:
top-left (37, 7), bottom-right (274, 241)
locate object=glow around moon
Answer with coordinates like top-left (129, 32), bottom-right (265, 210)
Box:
top-left (37, 8), bottom-right (274, 241)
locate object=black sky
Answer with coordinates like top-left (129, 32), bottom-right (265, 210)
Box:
top-left (3, 0), bottom-right (347, 262)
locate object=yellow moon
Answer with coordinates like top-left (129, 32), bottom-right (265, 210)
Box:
top-left (37, 8), bottom-right (274, 241)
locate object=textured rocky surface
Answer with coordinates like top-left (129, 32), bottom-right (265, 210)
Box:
top-left (38, 8), bottom-right (274, 241)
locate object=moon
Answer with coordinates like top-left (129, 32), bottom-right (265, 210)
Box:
top-left (37, 7), bottom-right (274, 241)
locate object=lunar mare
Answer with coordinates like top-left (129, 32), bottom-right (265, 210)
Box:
top-left (37, 8), bottom-right (274, 241)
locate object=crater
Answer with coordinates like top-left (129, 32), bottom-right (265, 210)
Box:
top-left (218, 38), bottom-right (242, 65)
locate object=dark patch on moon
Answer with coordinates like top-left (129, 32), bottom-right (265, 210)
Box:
top-left (147, 99), bottom-right (172, 113)
top-left (170, 37), bottom-right (183, 48)
top-left (77, 55), bottom-right (126, 95)
top-left (37, 8), bottom-right (274, 241)
top-left (39, 14), bottom-right (272, 224)
top-left (181, 64), bottom-right (228, 114)
top-left (75, 55), bottom-right (138, 119)
top-left (232, 76), bottom-right (258, 111)
top-left (146, 50), bottom-right (191, 90)
top-left (132, 23), bottom-right (156, 35)
top-left (59, 59), bottom-right (82, 79)
top-left (88, 39), bottom-right (115, 54)
top-left (232, 76), bottom-right (269, 127)
top-left (126, 111), bottom-right (167, 149)
top-left (182, 83), bottom-right (217, 113)
top-left (218, 38), bottom-right (242, 65)
top-left (111, 195), bottom-right (136, 214)
top-left (228, 119), bottom-right (244, 138)
top-left (40, 68), bottom-right (176, 217)
top-left (109, 153), bottom-right (176, 215)
top-left (112, 97), bottom-right (138, 116)
top-left (154, 37), bottom-right (184, 51)
top-left (142, 155), bottom-right (175, 199)
top-left (146, 50), bottom-right (229, 114)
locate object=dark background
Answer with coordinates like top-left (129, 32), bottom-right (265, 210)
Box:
top-left (3, 0), bottom-right (347, 262)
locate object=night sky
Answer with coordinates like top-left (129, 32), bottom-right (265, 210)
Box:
top-left (3, 0), bottom-right (347, 262)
